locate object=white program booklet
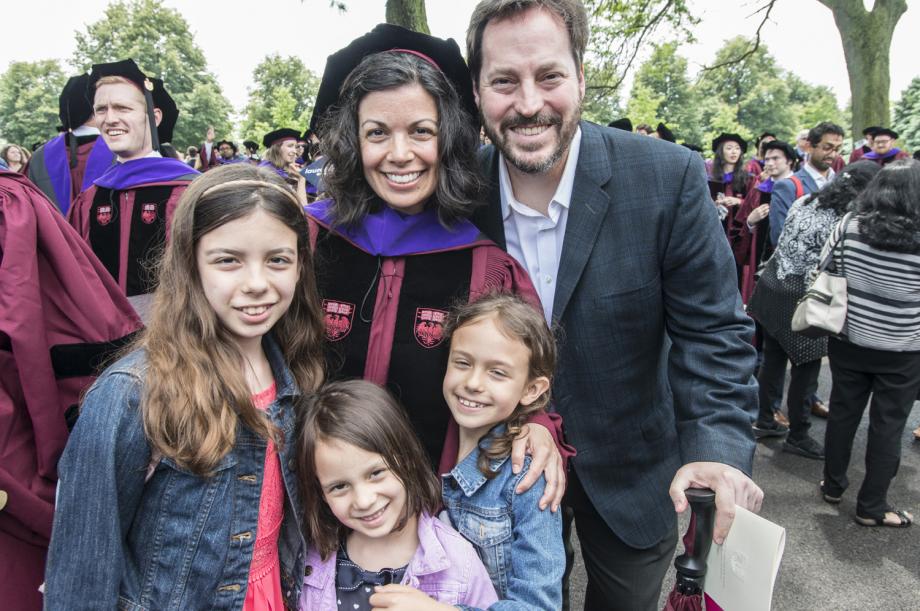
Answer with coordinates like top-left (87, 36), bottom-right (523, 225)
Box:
top-left (703, 506), bottom-right (786, 611)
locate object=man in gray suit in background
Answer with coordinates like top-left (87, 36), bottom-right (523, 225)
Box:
top-left (467, 1), bottom-right (764, 608)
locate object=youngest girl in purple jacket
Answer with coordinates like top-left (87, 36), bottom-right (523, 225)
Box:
top-left (296, 380), bottom-right (497, 610)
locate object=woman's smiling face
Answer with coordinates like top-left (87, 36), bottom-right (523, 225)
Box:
top-left (358, 83), bottom-right (439, 215)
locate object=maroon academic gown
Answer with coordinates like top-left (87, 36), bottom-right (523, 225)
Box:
top-left (0, 172), bottom-right (142, 611)
top-left (197, 142), bottom-right (220, 171)
top-left (304, 201), bottom-right (572, 472)
top-left (730, 180), bottom-right (774, 304)
top-left (863, 148), bottom-right (911, 167)
top-left (708, 171), bottom-right (755, 238)
top-left (68, 158), bottom-right (197, 296)
top-left (849, 145), bottom-right (870, 163)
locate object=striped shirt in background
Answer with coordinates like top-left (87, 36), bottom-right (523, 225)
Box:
top-left (821, 216), bottom-right (920, 351)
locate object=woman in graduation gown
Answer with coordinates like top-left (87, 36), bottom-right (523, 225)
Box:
top-left (305, 24), bottom-right (569, 490)
top-left (708, 133), bottom-right (754, 235)
top-left (259, 128), bottom-right (308, 206)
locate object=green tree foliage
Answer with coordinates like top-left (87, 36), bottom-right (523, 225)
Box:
top-left (785, 74), bottom-right (848, 132)
top-left (693, 37), bottom-right (795, 144)
top-left (626, 43), bottom-right (703, 145)
top-left (0, 60), bottom-right (67, 146)
top-left (893, 77), bottom-right (920, 152)
top-left (692, 37), bottom-right (845, 146)
top-left (239, 55), bottom-right (321, 145)
top-left (581, 0), bottom-right (697, 123)
top-left (70, 0), bottom-right (233, 148)
top-left (625, 37), bottom-right (846, 150)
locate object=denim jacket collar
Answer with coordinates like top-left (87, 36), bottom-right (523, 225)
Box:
top-left (447, 425), bottom-right (510, 497)
top-left (263, 333), bottom-right (299, 400)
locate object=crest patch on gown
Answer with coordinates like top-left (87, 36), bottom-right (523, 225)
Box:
top-left (414, 308), bottom-right (447, 348)
top-left (96, 205), bottom-right (113, 226)
top-left (140, 203), bottom-right (157, 224)
top-left (323, 299), bottom-right (355, 341)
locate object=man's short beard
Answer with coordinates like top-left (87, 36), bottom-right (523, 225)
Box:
top-left (482, 108), bottom-right (581, 175)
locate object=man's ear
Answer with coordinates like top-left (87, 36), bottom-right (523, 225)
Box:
top-left (153, 107), bottom-right (162, 127)
top-left (578, 63), bottom-right (586, 99)
top-left (520, 376), bottom-right (551, 407)
top-left (473, 77), bottom-right (481, 106)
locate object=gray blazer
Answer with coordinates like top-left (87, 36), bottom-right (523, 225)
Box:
top-left (472, 121), bottom-right (758, 548)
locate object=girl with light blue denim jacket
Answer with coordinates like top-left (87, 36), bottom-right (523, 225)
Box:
top-left (296, 380), bottom-right (498, 610)
top-left (376, 294), bottom-right (566, 610)
top-left (43, 164), bottom-right (327, 610)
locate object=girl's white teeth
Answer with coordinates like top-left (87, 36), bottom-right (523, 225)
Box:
top-left (387, 172), bottom-right (420, 184)
top-left (458, 397), bottom-right (485, 409)
top-left (108, 129), bottom-right (126, 136)
top-left (359, 505), bottom-right (387, 521)
top-left (515, 125), bottom-right (548, 136)
top-left (240, 305), bottom-right (269, 315)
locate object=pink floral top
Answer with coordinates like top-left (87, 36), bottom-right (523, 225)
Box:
top-left (243, 383), bottom-right (285, 611)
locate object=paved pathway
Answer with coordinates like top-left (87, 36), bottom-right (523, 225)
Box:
top-left (566, 360), bottom-right (920, 610)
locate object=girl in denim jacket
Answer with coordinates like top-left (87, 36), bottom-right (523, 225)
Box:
top-left (44, 164), bottom-right (326, 610)
top-left (296, 380), bottom-right (498, 610)
top-left (438, 294), bottom-right (566, 610)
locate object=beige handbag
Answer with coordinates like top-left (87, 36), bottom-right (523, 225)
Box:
top-left (791, 213), bottom-right (852, 338)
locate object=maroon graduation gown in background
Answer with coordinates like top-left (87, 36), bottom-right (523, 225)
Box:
top-left (26, 134), bottom-right (114, 216)
top-left (198, 142), bottom-right (220, 171)
top-left (730, 182), bottom-right (774, 304)
top-left (0, 172), bottom-right (142, 611)
top-left (849, 145), bottom-right (870, 163)
top-left (863, 148), bottom-right (910, 167)
top-left (67, 159), bottom-right (197, 296)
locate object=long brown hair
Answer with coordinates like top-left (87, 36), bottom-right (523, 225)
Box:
top-left (443, 293), bottom-right (556, 478)
top-left (139, 164), bottom-right (325, 475)
top-left (296, 380), bottom-right (441, 560)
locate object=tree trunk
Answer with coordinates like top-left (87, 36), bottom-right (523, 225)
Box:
top-left (386, 0), bottom-right (430, 34)
top-left (816, 0), bottom-right (907, 141)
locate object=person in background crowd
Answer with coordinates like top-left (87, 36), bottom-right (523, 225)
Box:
top-left (243, 139), bottom-right (261, 163)
top-left (651, 122), bottom-right (675, 142)
top-left (732, 140), bottom-right (798, 304)
top-left (27, 74), bottom-right (115, 215)
top-left (751, 161), bottom-right (881, 460)
top-left (197, 125), bottom-right (219, 171)
top-left (746, 131), bottom-right (777, 178)
top-left (821, 159), bottom-right (920, 528)
top-left (185, 145), bottom-right (198, 167)
top-left (158, 143), bottom-right (181, 160)
top-left (217, 139), bottom-right (247, 164)
top-left (795, 129), bottom-right (810, 160)
top-left (766, 122), bottom-right (846, 422)
top-left (708, 132), bottom-right (751, 232)
top-left (259, 128), bottom-right (308, 205)
top-left (849, 126), bottom-right (879, 163)
top-left (295, 135), bottom-right (307, 165)
top-left (863, 127), bottom-right (911, 167)
top-left (635, 123), bottom-right (653, 136)
top-left (466, 1), bottom-right (761, 607)
top-left (770, 121), bottom-right (845, 247)
top-left (1, 144), bottom-right (28, 173)
top-left (66, 59), bottom-right (199, 302)
top-left (607, 117), bottom-right (632, 132)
